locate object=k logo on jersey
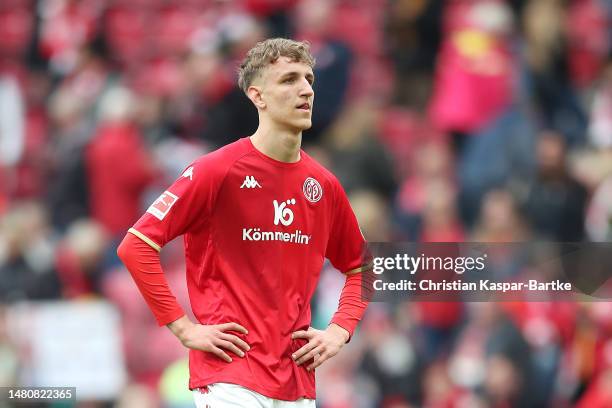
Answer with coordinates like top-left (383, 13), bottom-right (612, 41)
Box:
top-left (273, 198), bottom-right (296, 226)
top-left (242, 198), bottom-right (310, 244)
top-left (147, 191), bottom-right (178, 220)
top-left (241, 175), bottom-right (262, 188)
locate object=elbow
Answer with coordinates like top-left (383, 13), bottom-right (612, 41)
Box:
top-left (116, 234), bottom-right (130, 263)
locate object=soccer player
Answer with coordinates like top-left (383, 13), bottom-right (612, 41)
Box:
top-left (117, 38), bottom-right (370, 408)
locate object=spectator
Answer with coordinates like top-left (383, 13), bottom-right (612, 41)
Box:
top-left (429, 0), bottom-right (514, 152)
top-left (520, 130), bottom-right (588, 241)
top-left (473, 189), bottom-right (530, 242)
top-left (0, 202), bottom-right (60, 302)
top-left (85, 86), bottom-right (157, 237)
top-left (294, 0), bottom-right (354, 143)
top-left (324, 100), bottom-right (396, 200)
top-left (521, 0), bottom-right (588, 145)
top-left (54, 219), bottom-right (108, 298)
top-left (384, 0), bottom-right (443, 107)
top-left (45, 86), bottom-right (92, 231)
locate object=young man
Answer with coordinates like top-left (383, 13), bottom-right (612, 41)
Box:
top-left (117, 38), bottom-right (370, 408)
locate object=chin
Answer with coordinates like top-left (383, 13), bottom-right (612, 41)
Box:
top-left (297, 119), bottom-right (312, 131)
top-left (283, 118), bottom-right (312, 133)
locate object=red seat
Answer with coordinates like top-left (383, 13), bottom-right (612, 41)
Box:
top-left (0, 7), bottom-right (32, 57)
top-left (106, 7), bottom-right (150, 63)
top-left (150, 6), bottom-right (200, 57)
top-left (329, 5), bottom-right (381, 58)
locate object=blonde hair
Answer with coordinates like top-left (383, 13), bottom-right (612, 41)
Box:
top-left (238, 38), bottom-right (315, 92)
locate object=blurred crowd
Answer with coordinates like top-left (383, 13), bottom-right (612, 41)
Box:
top-left (0, 0), bottom-right (611, 407)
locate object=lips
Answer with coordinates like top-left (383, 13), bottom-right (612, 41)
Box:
top-left (297, 103), bottom-right (310, 111)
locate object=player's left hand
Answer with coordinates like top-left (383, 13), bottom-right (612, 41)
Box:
top-left (291, 324), bottom-right (350, 371)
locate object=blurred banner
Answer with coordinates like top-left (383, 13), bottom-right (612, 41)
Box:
top-left (7, 301), bottom-right (126, 401)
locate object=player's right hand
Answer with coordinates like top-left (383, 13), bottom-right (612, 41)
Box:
top-left (168, 316), bottom-right (250, 362)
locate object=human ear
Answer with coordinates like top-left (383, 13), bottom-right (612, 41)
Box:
top-left (247, 86), bottom-right (266, 110)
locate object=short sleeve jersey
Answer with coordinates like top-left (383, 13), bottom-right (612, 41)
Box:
top-left (130, 137), bottom-right (366, 400)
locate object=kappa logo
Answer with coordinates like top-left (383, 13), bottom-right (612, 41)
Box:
top-left (147, 191), bottom-right (178, 220)
top-left (240, 175), bottom-right (261, 189)
top-left (303, 177), bottom-right (323, 203)
top-left (182, 166), bottom-right (194, 180)
top-left (273, 198), bottom-right (296, 226)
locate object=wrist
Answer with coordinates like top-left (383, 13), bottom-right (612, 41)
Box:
top-left (327, 323), bottom-right (350, 343)
top-left (167, 315), bottom-right (192, 340)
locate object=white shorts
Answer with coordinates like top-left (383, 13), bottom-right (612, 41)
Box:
top-left (192, 383), bottom-right (315, 408)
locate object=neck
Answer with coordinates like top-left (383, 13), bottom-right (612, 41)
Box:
top-left (250, 122), bottom-right (302, 163)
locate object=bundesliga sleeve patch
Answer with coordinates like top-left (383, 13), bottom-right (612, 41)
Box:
top-left (147, 191), bottom-right (179, 220)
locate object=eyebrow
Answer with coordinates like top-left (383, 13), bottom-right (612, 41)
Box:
top-left (279, 71), bottom-right (315, 82)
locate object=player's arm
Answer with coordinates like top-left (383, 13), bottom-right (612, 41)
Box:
top-left (166, 315), bottom-right (250, 362)
top-left (117, 232), bottom-right (250, 362)
top-left (292, 179), bottom-right (371, 370)
top-left (291, 268), bottom-right (370, 370)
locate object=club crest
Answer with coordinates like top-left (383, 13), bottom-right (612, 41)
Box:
top-left (303, 177), bottom-right (323, 203)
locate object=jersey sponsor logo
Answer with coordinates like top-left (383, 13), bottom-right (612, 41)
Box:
top-left (273, 198), bottom-right (296, 226)
top-left (182, 166), bottom-right (194, 180)
top-left (303, 177), bottom-right (323, 203)
top-left (147, 191), bottom-right (179, 220)
top-left (242, 228), bottom-right (311, 244)
top-left (242, 198), bottom-right (311, 244)
top-left (240, 175), bottom-right (262, 188)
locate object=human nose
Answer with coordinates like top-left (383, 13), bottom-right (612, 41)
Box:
top-left (299, 78), bottom-right (314, 97)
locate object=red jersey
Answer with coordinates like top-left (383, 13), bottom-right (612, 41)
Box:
top-left (86, 123), bottom-right (156, 235)
top-left (129, 137), bottom-right (367, 400)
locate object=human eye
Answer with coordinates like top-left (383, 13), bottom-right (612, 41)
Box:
top-left (282, 76), bottom-right (295, 84)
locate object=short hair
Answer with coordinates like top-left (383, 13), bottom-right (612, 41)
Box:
top-left (238, 38), bottom-right (316, 92)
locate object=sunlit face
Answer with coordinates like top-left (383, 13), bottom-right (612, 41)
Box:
top-left (250, 56), bottom-right (315, 132)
